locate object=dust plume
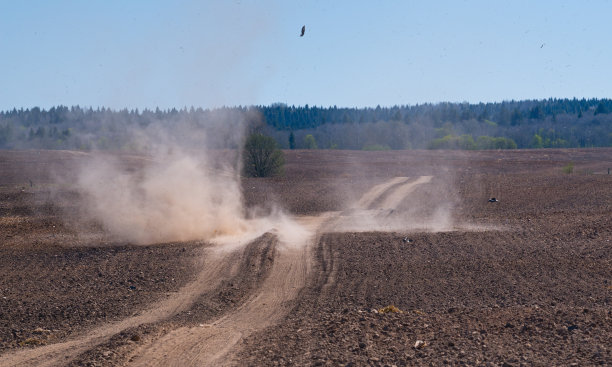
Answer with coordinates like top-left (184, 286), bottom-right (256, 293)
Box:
top-left (323, 151), bottom-right (461, 234)
top-left (61, 110), bottom-right (307, 246)
top-left (210, 209), bottom-right (315, 252)
top-left (73, 150), bottom-right (246, 244)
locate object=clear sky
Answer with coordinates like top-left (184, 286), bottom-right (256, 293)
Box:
top-left (1, 0), bottom-right (611, 110)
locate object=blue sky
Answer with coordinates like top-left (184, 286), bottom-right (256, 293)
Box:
top-left (1, 0), bottom-right (610, 110)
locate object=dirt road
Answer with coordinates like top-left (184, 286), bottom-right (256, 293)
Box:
top-left (0, 244), bottom-right (239, 367)
top-left (123, 176), bottom-right (434, 366)
top-left (0, 175), bottom-right (430, 366)
top-left (126, 242), bottom-right (311, 366)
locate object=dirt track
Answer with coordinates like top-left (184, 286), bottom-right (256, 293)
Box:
top-left (0, 243), bottom-right (225, 366)
top-left (125, 239), bottom-right (310, 366)
top-left (0, 171), bottom-right (434, 366)
top-left (0, 149), bottom-right (610, 366)
top-left (124, 176), bottom-right (436, 366)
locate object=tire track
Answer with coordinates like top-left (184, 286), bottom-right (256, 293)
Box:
top-left (126, 241), bottom-right (311, 366)
top-left (0, 242), bottom-right (248, 367)
top-left (356, 177), bottom-right (410, 209)
top-left (376, 175), bottom-right (432, 210)
top-left (329, 176), bottom-right (434, 232)
top-left (0, 176), bottom-right (434, 367)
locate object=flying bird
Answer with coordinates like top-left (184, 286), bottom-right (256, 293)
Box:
top-left (300, 25), bottom-right (305, 37)
top-left (540, 43), bottom-right (545, 48)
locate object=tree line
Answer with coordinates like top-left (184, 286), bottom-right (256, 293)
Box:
top-left (0, 98), bottom-right (611, 151)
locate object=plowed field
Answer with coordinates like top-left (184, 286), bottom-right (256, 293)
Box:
top-left (0, 148), bottom-right (610, 366)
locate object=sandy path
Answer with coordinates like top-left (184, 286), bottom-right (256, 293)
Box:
top-left (126, 244), bottom-right (311, 366)
top-left (0, 176), bottom-right (431, 367)
top-left (125, 215), bottom-right (328, 367)
top-left (328, 176), bottom-right (434, 232)
top-left (355, 177), bottom-right (410, 209)
top-left (122, 177), bottom-right (433, 366)
top-left (377, 175), bottom-right (432, 210)
top-left (0, 245), bottom-right (238, 367)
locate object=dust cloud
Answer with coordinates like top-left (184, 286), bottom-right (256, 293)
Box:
top-left (326, 173), bottom-right (457, 234)
top-left (74, 150), bottom-right (246, 244)
top-left (62, 111), bottom-right (309, 246)
top-left (59, 114), bottom-right (461, 246)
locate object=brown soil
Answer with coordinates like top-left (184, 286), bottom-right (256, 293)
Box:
top-left (0, 148), bottom-right (610, 366)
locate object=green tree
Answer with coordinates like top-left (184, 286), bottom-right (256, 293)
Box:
top-left (32, 126), bottom-right (46, 139)
top-left (391, 109), bottom-right (402, 121)
top-left (304, 134), bottom-right (318, 149)
top-left (531, 134), bottom-right (544, 148)
top-left (594, 102), bottom-right (608, 115)
top-left (242, 133), bottom-right (284, 177)
top-left (363, 144), bottom-right (391, 151)
top-left (511, 108), bottom-right (523, 125)
top-left (0, 124), bottom-right (13, 147)
top-left (289, 131), bottom-right (296, 149)
top-left (529, 105), bottom-right (544, 119)
top-left (457, 134), bottom-right (477, 150)
top-left (428, 134), bottom-right (476, 150)
top-left (476, 136), bottom-right (517, 149)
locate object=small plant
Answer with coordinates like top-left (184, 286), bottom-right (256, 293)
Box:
top-left (20, 337), bottom-right (45, 346)
top-left (562, 162), bottom-right (574, 174)
top-left (378, 305), bottom-right (402, 313)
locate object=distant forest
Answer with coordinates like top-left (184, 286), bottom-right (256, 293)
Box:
top-left (1, 98), bottom-right (611, 151)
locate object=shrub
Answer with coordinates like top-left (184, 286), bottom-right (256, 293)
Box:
top-left (304, 134), bottom-right (318, 149)
top-left (562, 162), bottom-right (574, 174)
top-left (476, 136), bottom-right (517, 149)
top-left (242, 133), bottom-right (285, 177)
top-left (362, 144), bottom-right (391, 151)
top-left (428, 134), bottom-right (476, 150)
top-left (378, 305), bottom-right (402, 314)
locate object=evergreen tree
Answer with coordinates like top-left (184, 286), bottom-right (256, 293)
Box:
top-left (594, 102), bottom-right (608, 115)
top-left (289, 131), bottom-right (296, 149)
top-left (529, 105), bottom-right (544, 119)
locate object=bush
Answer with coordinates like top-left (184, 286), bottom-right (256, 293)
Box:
top-left (362, 144), bottom-right (391, 151)
top-left (378, 305), bottom-right (402, 314)
top-left (428, 134), bottom-right (476, 150)
top-left (476, 136), bottom-right (517, 149)
top-left (242, 133), bottom-right (285, 177)
top-left (562, 162), bottom-right (574, 174)
top-left (304, 134), bottom-right (318, 149)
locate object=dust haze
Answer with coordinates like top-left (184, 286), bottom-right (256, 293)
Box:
top-left (54, 109), bottom-right (462, 247)
top-left (327, 175), bottom-right (456, 234)
top-left (59, 110), bottom-right (310, 246)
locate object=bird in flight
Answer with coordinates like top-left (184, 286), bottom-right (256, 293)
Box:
top-left (540, 43), bottom-right (545, 48)
top-left (300, 25), bottom-right (305, 37)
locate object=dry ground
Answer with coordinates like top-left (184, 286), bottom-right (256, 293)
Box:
top-left (0, 148), bottom-right (610, 366)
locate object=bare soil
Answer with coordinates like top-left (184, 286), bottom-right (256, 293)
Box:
top-left (0, 148), bottom-right (610, 366)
